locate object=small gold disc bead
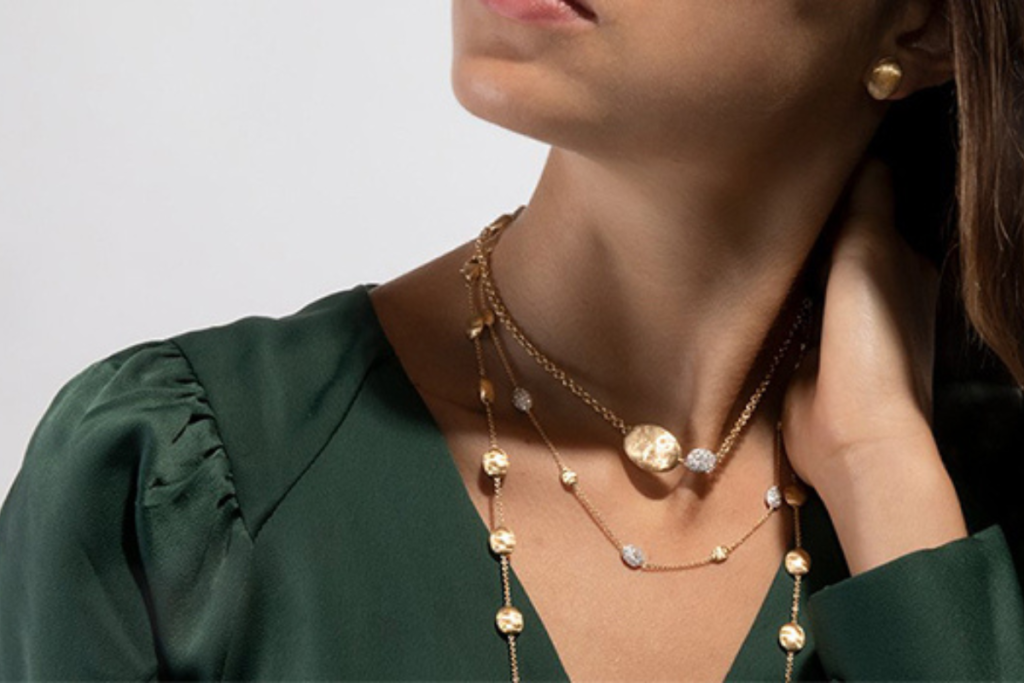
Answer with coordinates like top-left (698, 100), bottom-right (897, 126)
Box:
top-left (560, 469), bottom-right (578, 487)
top-left (784, 548), bottom-right (811, 576)
top-left (482, 448), bottom-right (510, 477)
top-left (480, 308), bottom-right (495, 326)
top-left (467, 316), bottom-right (486, 340)
top-left (783, 484), bottom-right (806, 507)
top-left (461, 258), bottom-right (482, 282)
top-left (711, 545), bottom-right (730, 563)
top-left (479, 378), bottom-right (495, 405)
top-left (496, 606), bottom-right (525, 635)
top-left (489, 527), bottom-right (517, 556)
top-left (778, 622), bottom-right (806, 652)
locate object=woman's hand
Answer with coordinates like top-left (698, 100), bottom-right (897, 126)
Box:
top-left (782, 156), bottom-right (941, 489)
top-left (781, 155), bottom-right (968, 575)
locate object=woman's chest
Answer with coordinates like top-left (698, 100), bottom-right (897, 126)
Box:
top-left (446, 430), bottom-right (800, 681)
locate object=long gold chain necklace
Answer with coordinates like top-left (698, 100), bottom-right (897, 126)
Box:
top-left (460, 208), bottom-right (814, 683)
top-left (473, 205), bottom-right (813, 476)
top-left (485, 299), bottom-right (785, 570)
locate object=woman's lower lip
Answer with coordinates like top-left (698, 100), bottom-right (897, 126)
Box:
top-left (478, 0), bottom-right (595, 27)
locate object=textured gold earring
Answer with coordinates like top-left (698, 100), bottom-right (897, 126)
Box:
top-left (866, 56), bottom-right (903, 100)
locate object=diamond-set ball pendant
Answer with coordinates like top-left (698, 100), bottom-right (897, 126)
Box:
top-left (511, 387), bottom-right (534, 413)
top-left (683, 447), bottom-right (719, 474)
top-left (621, 544), bottom-right (646, 569)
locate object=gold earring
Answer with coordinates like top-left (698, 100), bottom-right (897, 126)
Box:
top-left (866, 56), bottom-right (903, 100)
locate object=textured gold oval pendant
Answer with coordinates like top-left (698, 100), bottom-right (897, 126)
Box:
top-left (623, 424), bottom-right (682, 472)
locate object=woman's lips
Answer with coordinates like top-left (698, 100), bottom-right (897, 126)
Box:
top-left (563, 0), bottom-right (597, 21)
top-left (478, 0), bottom-right (599, 25)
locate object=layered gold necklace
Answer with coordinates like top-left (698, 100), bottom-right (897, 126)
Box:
top-left (473, 204), bottom-right (812, 475)
top-left (460, 208), bottom-right (815, 682)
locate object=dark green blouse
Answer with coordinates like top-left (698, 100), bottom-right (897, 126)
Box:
top-left (2, 283), bottom-right (1023, 681)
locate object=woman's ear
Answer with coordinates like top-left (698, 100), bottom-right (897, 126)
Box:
top-left (885, 0), bottom-right (955, 99)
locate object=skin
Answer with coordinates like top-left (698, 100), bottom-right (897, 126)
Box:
top-left (370, 0), bottom-right (964, 678)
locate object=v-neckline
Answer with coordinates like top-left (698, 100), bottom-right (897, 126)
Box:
top-left (358, 281), bottom-right (821, 681)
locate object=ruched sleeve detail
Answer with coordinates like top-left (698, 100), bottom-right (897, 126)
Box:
top-left (805, 523), bottom-right (1024, 680)
top-left (0, 340), bottom-right (252, 681)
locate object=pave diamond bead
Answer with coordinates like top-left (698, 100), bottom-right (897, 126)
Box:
top-left (683, 448), bottom-right (719, 474)
top-left (496, 606), bottom-right (524, 635)
top-left (489, 527), bottom-right (517, 556)
top-left (511, 387), bottom-right (534, 413)
top-left (621, 544), bottom-right (646, 569)
top-left (560, 469), bottom-right (578, 487)
top-left (711, 545), bottom-right (730, 563)
top-left (482, 448), bottom-right (510, 477)
top-left (778, 622), bottom-right (806, 652)
top-left (765, 485), bottom-right (783, 509)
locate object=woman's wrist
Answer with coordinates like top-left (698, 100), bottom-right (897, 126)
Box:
top-left (811, 435), bottom-right (969, 577)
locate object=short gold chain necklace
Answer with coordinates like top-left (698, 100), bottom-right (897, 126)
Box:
top-left (472, 204), bottom-right (813, 475)
top-left (460, 208), bottom-right (815, 682)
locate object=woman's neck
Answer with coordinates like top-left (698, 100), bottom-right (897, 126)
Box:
top-left (487, 143), bottom-right (862, 453)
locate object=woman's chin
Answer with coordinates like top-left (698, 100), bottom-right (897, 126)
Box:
top-left (451, 60), bottom-right (605, 151)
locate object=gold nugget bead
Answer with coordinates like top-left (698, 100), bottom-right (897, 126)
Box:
top-left (560, 469), bottom-right (578, 487)
top-left (778, 622), bottom-right (806, 652)
top-left (489, 527), bottom-right (517, 556)
top-left (785, 548), bottom-right (811, 576)
top-left (866, 57), bottom-right (903, 100)
top-left (479, 378), bottom-right (495, 405)
top-left (711, 545), bottom-right (730, 563)
top-left (783, 484), bottom-right (806, 507)
top-left (496, 606), bottom-right (524, 635)
top-left (482, 448), bottom-right (510, 477)
top-left (481, 308), bottom-right (495, 326)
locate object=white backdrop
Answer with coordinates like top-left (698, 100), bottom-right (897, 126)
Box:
top-left (0, 1), bottom-right (547, 501)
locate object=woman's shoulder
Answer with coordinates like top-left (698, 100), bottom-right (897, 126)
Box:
top-left (53, 282), bottom-right (391, 447)
top-left (168, 282), bottom-right (391, 450)
top-left (171, 281), bottom-right (387, 383)
top-left (165, 281), bottom-right (393, 534)
top-left (0, 283), bottom-right (394, 678)
top-left (16, 282), bottom-right (393, 538)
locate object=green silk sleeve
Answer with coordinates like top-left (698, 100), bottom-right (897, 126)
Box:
top-left (805, 523), bottom-right (1024, 680)
top-left (0, 340), bottom-right (249, 681)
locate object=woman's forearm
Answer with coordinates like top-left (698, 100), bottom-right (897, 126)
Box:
top-left (812, 435), bottom-right (970, 577)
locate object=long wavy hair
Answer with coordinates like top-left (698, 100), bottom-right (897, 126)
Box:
top-left (865, 1), bottom-right (1023, 551)
top-left (873, 1), bottom-right (1024, 390)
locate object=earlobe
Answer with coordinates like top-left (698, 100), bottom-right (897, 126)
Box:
top-left (866, 0), bottom-right (954, 101)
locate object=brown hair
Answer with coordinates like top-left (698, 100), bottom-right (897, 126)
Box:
top-left (949, 0), bottom-right (1024, 388)
top-left (871, 0), bottom-right (1024, 389)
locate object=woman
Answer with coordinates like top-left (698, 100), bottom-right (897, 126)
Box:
top-left (1, 0), bottom-right (1022, 680)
